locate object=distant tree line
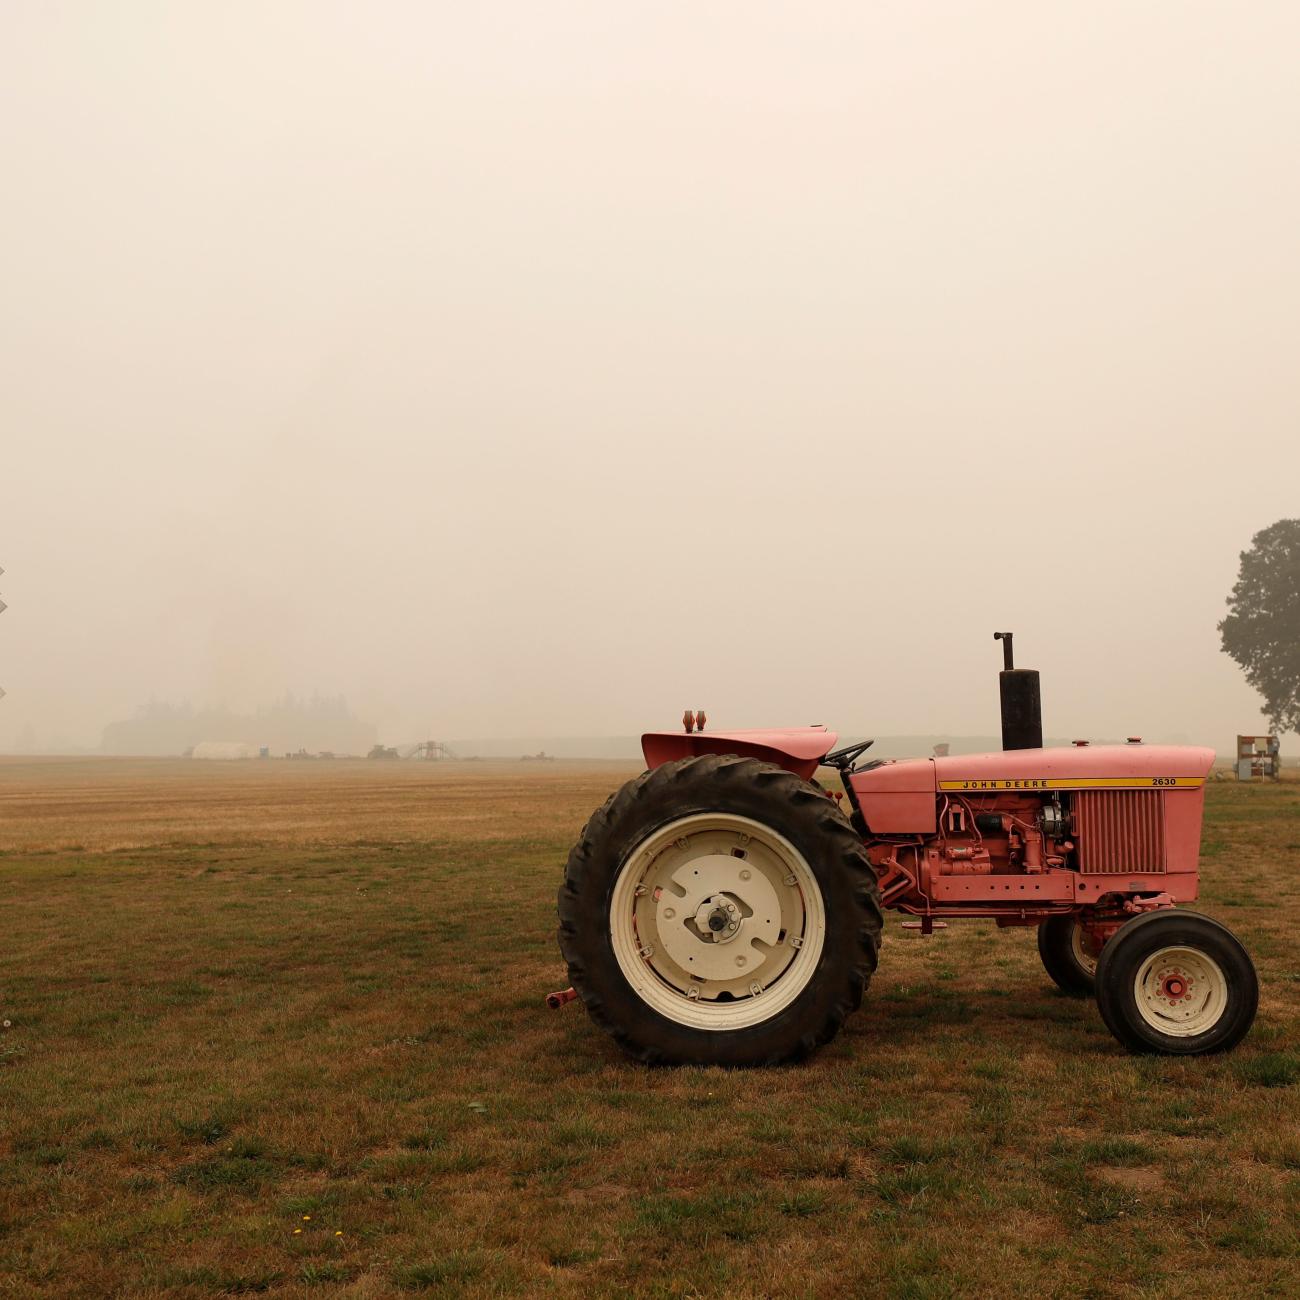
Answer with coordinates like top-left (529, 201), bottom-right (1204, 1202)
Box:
top-left (101, 693), bottom-right (377, 756)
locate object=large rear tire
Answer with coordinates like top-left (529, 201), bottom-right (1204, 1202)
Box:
top-left (1093, 910), bottom-right (1258, 1055)
top-left (558, 755), bottom-right (883, 1066)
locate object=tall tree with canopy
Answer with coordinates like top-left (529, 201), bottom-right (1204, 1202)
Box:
top-left (1219, 519), bottom-right (1300, 735)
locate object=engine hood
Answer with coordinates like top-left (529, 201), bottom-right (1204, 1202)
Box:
top-left (931, 744), bottom-right (1214, 791)
top-left (847, 744), bottom-right (1215, 835)
top-left (850, 745), bottom-right (1215, 795)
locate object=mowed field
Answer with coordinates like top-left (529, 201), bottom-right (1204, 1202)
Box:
top-left (2, 758), bottom-right (1298, 1299)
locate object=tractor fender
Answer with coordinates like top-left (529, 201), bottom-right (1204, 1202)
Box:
top-left (640, 727), bottom-right (838, 783)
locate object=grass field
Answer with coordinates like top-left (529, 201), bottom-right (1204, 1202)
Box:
top-left (2, 758), bottom-right (1298, 1298)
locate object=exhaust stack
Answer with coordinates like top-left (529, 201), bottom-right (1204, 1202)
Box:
top-left (994, 632), bottom-right (1043, 751)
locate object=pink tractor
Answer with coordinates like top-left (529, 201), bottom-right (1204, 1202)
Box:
top-left (556, 635), bottom-right (1258, 1064)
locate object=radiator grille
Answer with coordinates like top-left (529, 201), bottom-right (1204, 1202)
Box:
top-left (1074, 790), bottom-right (1166, 874)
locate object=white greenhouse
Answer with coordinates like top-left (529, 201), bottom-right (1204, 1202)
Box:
top-left (190, 741), bottom-right (258, 760)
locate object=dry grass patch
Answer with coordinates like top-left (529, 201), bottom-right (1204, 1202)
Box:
top-left (0, 760), bottom-right (1297, 1297)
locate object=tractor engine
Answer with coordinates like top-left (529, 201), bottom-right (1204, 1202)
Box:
top-left (848, 742), bottom-right (1211, 916)
top-left (841, 634), bottom-right (1212, 919)
top-left (926, 789), bottom-right (1072, 877)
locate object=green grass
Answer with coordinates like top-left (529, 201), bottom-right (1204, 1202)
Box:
top-left (0, 760), bottom-right (1297, 1297)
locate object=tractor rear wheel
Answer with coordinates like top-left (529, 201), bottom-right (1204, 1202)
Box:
top-left (557, 755), bottom-right (883, 1066)
top-left (1093, 910), bottom-right (1258, 1055)
top-left (1037, 915), bottom-right (1100, 995)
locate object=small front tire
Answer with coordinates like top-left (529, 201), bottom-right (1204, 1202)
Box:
top-left (1093, 910), bottom-right (1258, 1055)
top-left (1037, 915), bottom-right (1100, 995)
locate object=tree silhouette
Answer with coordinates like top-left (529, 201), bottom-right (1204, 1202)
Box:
top-left (1219, 518), bottom-right (1300, 735)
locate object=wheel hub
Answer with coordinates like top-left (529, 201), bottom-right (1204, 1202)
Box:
top-left (694, 894), bottom-right (740, 942)
top-left (653, 853), bottom-right (784, 981)
top-left (1134, 945), bottom-right (1227, 1036)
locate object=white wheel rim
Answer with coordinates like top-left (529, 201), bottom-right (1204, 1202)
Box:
top-left (609, 812), bottom-right (826, 1030)
top-left (1070, 922), bottom-right (1100, 977)
top-left (1133, 945), bottom-right (1228, 1037)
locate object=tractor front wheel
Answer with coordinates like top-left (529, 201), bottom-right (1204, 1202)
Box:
top-left (557, 755), bottom-right (883, 1066)
top-left (1093, 910), bottom-right (1258, 1055)
top-left (1037, 914), bottom-right (1101, 995)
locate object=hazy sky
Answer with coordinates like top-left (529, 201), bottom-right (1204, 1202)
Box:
top-left (2, 2), bottom-right (1298, 751)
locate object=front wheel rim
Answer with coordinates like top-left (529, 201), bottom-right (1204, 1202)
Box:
top-left (1070, 921), bottom-right (1100, 977)
top-left (609, 812), bottom-right (826, 1030)
top-left (1133, 945), bottom-right (1229, 1037)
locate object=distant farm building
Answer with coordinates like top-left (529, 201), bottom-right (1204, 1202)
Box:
top-left (191, 741), bottom-right (258, 760)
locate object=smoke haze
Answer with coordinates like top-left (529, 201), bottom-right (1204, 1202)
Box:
top-left (2, 3), bottom-right (1298, 753)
